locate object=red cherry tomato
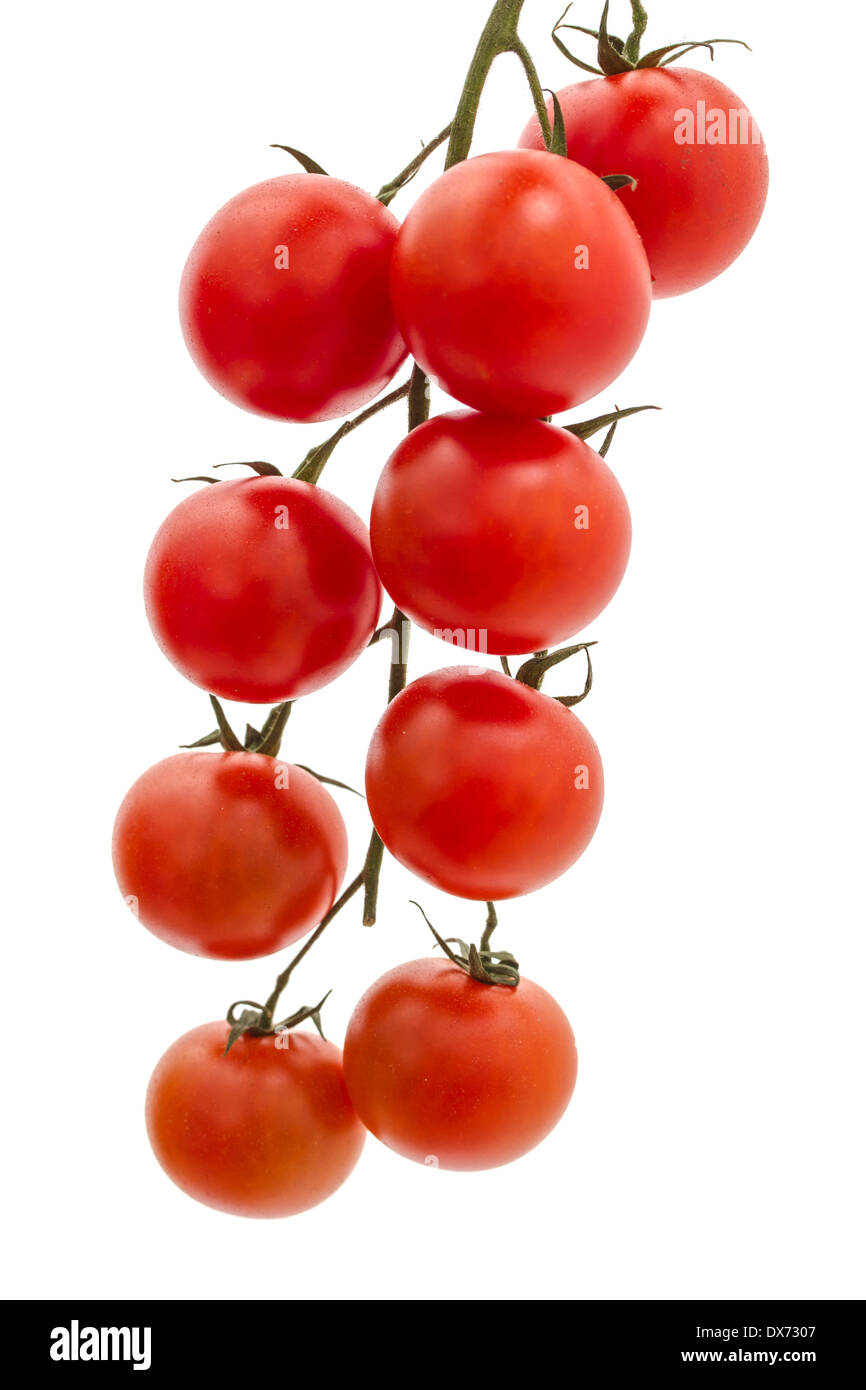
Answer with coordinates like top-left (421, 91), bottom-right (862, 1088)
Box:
top-left (389, 149), bottom-right (650, 418)
top-left (343, 958), bottom-right (577, 1170)
top-left (145, 477), bottom-right (382, 704)
top-left (370, 410), bottom-right (631, 654)
top-left (365, 668), bottom-right (603, 899)
top-left (146, 1022), bottom-right (365, 1217)
top-left (179, 174), bottom-right (407, 421)
top-left (113, 752), bottom-right (348, 960)
top-left (519, 69), bottom-right (769, 298)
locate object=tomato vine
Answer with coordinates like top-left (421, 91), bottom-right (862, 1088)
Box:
top-left (124, 0), bottom-right (767, 1210)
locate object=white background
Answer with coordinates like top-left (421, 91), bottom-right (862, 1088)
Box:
top-left (3, 0), bottom-right (864, 1301)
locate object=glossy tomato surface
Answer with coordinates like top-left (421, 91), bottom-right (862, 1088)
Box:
top-left (389, 149), bottom-right (651, 418)
top-left (180, 174), bottom-right (407, 421)
top-left (519, 69), bottom-right (769, 298)
top-left (145, 477), bottom-right (381, 703)
top-left (344, 958), bottom-right (577, 1170)
top-left (146, 1022), bottom-right (365, 1217)
top-left (365, 668), bottom-right (604, 899)
top-left (113, 752), bottom-right (348, 960)
top-left (370, 410), bottom-right (632, 654)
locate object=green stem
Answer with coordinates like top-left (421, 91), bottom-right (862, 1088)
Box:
top-left (625, 1), bottom-right (648, 64)
top-left (362, 831), bottom-right (385, 928)
top-left (362, 601), bottom-right (412, 926)
top-left (481, 902), bottom-right (498, 952)
top-left (511, 38), bottom-right (554, 144)
top-left (293, 377), bottom-right (412, 485)
top-left (362, 366), bottom-right (429, 926)
top-left (259, 870), bottom-right (366, 1027)
top-left (407, 361), bottom-right (429, 431)
top-left (446, 0), bottom-right (550, 168)
top-left (377, 124), bottom-right (453, 206)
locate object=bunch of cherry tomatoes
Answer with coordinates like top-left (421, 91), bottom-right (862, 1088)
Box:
top-left (112, 1), bottom-right (768, 1217)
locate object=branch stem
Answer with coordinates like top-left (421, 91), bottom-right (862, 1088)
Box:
top-left (293, 377), bottom-right (413, 485)
top-left (377, 124), bottom-right (453, 206)
top-left (259, 870), bottom-right (365, 1026)
top-left (446, 0), bottom-right (550, 167)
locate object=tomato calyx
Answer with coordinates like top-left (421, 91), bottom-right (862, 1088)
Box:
top-left (546, 89), bottom-right (568, 158)
top-left (553, 2), bottom-right (751, 78)
top-left (563, 399), bottom-right (659, 459)
top-left (172, 459), bottom-right (283, 486)
top-left (269, 143), bottom-right (329, 175)
top-left (412, 900), bottom-right (520, 987)
top-left (224, 991), bottom-right (332, 1055)
top-left (181, 695), bottom-right (365, 796)
top-left (538, 403), bottom-right (657, 459)
top-left (182, 694), bottom-right (293, 758)
top-left (601, 173), bottom-right (637, 194)
top-left (511, 641), bottom-right (596, 709)
top-left (567, 400), bottom-right (661, 453)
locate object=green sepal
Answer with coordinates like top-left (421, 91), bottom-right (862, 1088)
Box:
top-left (270, 144), bottom-right (329, 175)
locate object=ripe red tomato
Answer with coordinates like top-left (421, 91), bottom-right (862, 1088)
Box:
top-left (113, 752), bottom-right (347, 960)
top-left (179, 174), bottom-right (407, 421)
top-left (145, 477), bottom-right (381, 703)
top-left (365, 668), bottom-right (603, 899)
top-left (146, 1022), bottom-right (365, 1216)
top-left (370, 410), bottom-right (631, 654)
top-left (343, 958), bottom-right (577, 1170)
top-left (519, 69), bottom-right (769, 298)
top-left (389, 149), bottom-right (650, 418)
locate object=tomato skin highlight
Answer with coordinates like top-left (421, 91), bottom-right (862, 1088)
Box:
top-left (365, 667), bottom-right (604, 900)
top-left (389, 149), bottom-right (651, 418)
top-left (144, 477), bottom-right (382, 704)
top-left (343, 958), bottom-right (577, 1171)
top-left (112, 753), bottom-right (348, 960)
top-left (146, 1022), bottom-right (365, 1217)
top-left (519, 69), bottom-right (769, 298)
top-left (370, 410), bottom-right (632, 654)
top-left (179, 174), bottom-right (407, 422)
